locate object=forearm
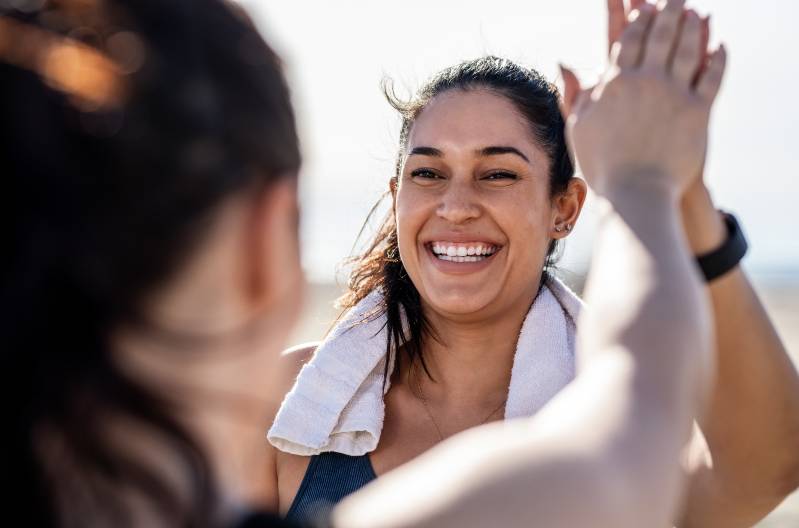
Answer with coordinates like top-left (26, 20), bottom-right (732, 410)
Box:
top-left (576, 183), bottom-right (715, 523)
top-left (582, 181), bottom-right (714, 400)
top-left (678, 184), bottom-right (799, 527)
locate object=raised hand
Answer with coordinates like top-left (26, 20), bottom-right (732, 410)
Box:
top-left (561, 0), bottom-right (726, 200)
top-left (607, 0), bottom-right (711, 192)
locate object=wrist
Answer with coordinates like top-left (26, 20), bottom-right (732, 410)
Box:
top-left (601, 171), bottom-right (681, 207)
top-left (598, 179), bottom-right (683, 235)
top-left (680, 182), bottom-right (726, 255)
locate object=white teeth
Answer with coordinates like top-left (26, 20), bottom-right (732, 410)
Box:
top-left (438, 255), bottom-right (482, 263)
top-left (429, 242), bottom-right (500, 260)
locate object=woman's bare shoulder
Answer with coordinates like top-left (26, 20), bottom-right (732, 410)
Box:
top-left (264, 342), bottom-right (318, 423)
top-left (274, 342), bottom-right (318, 391)
top-left (281, 341), bottom-right (320, 359)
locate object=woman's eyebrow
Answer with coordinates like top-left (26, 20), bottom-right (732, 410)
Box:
top-left (478, 146), bottom-right (530, 163)
top-left (408, 145), bottom-right (530, 163)
top-left (408, 146), bottom-right (443, 157)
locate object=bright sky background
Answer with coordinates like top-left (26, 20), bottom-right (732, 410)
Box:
top-left (240, 0), bottom-right (799, 282)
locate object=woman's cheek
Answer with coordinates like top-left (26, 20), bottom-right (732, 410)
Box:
top-left (501, 200), bottom-right (552, 271)
top-left (395, 193), bottom-right (424, 273)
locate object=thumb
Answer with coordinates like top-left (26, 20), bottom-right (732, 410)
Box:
top-left (558, 63), bottom-right (583, 119)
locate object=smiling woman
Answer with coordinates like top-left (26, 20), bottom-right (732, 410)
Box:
top-left (268, 56), bottom-right (589, 521)
top-left (345, 57), bottom-right (586, 370)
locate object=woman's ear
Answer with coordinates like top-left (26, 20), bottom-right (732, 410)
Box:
top-left (243, 177), bottom-right (304, 318)
top-left (551, 178), bottom-right (588, 239)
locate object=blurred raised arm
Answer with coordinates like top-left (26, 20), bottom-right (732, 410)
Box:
top-left (606, 3), bottom-right (799, 525)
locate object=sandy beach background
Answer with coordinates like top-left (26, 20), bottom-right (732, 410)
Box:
top-left (289, 274), bottom-right (799, 527)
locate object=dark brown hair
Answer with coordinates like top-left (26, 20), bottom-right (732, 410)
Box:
top-left (2, 0), bottom-right (299, 525)
top-left (340, 56), bottom-right (574, 380)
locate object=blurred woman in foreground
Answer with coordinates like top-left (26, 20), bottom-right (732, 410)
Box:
top-left (3, 0), bottom-right (746, 526)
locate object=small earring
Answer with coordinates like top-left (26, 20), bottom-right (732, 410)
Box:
top-left (554, 225), bottom-right (564, 233)
top-left (565, 223), bottom-right (573, 232)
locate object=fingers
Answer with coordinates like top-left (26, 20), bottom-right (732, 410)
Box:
top-left (671, 10), bottom-right (703, 86)
top-left (640, 0), bottom-right (687, 71)
top-left (559, 64), bottom-right (582, 117)
top-left (607, 0), bottom-right (627, 54)
top-left (700, 15), bottom-right (710, 57)
top-left (695, 44), bottom-right (727, 102)
top-left (691, 15), bottom-right (710, 84)
top-left (629, 0), bottom-right (648, 9)
top-left (613, 3), bottom-right (656, 70)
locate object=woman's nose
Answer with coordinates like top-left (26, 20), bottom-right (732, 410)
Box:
top-left (436, 180), bottom-right (481, 224)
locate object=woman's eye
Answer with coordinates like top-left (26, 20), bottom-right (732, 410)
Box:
top-left (484, 172), bottom-right (517, 181)
top-left (410, 169), bottom-right (443, 180)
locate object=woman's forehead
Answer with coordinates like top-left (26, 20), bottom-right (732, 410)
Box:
top-left (407, 89), bottom-right (541, 156)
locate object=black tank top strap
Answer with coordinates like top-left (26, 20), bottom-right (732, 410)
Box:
top-left (284, 452), bottom-right (377, 525)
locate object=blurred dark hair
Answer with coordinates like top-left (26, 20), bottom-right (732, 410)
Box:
top-left (340, 56), bottom-right (574, 379)
top-left (1, 0), bottom-right (299, 525)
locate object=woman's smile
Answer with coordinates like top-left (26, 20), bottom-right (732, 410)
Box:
top-left (422, 240), bottom-right (503, 274)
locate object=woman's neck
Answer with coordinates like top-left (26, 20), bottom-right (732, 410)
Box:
top-left (409, 285), bottom-right (540, 407)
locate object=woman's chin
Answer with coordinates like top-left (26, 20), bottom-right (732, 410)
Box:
top-left (421, 288), bottom-right (500, 318)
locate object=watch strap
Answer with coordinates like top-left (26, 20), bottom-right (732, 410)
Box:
top-left (696, 211), bottom-right (748, 283)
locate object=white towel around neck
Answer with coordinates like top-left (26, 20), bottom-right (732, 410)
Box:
top-left (268, 277), bottom-right (583, 456)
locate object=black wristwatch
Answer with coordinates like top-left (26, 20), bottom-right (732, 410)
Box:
top-left (695, 211), bottom-right (748, 283)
